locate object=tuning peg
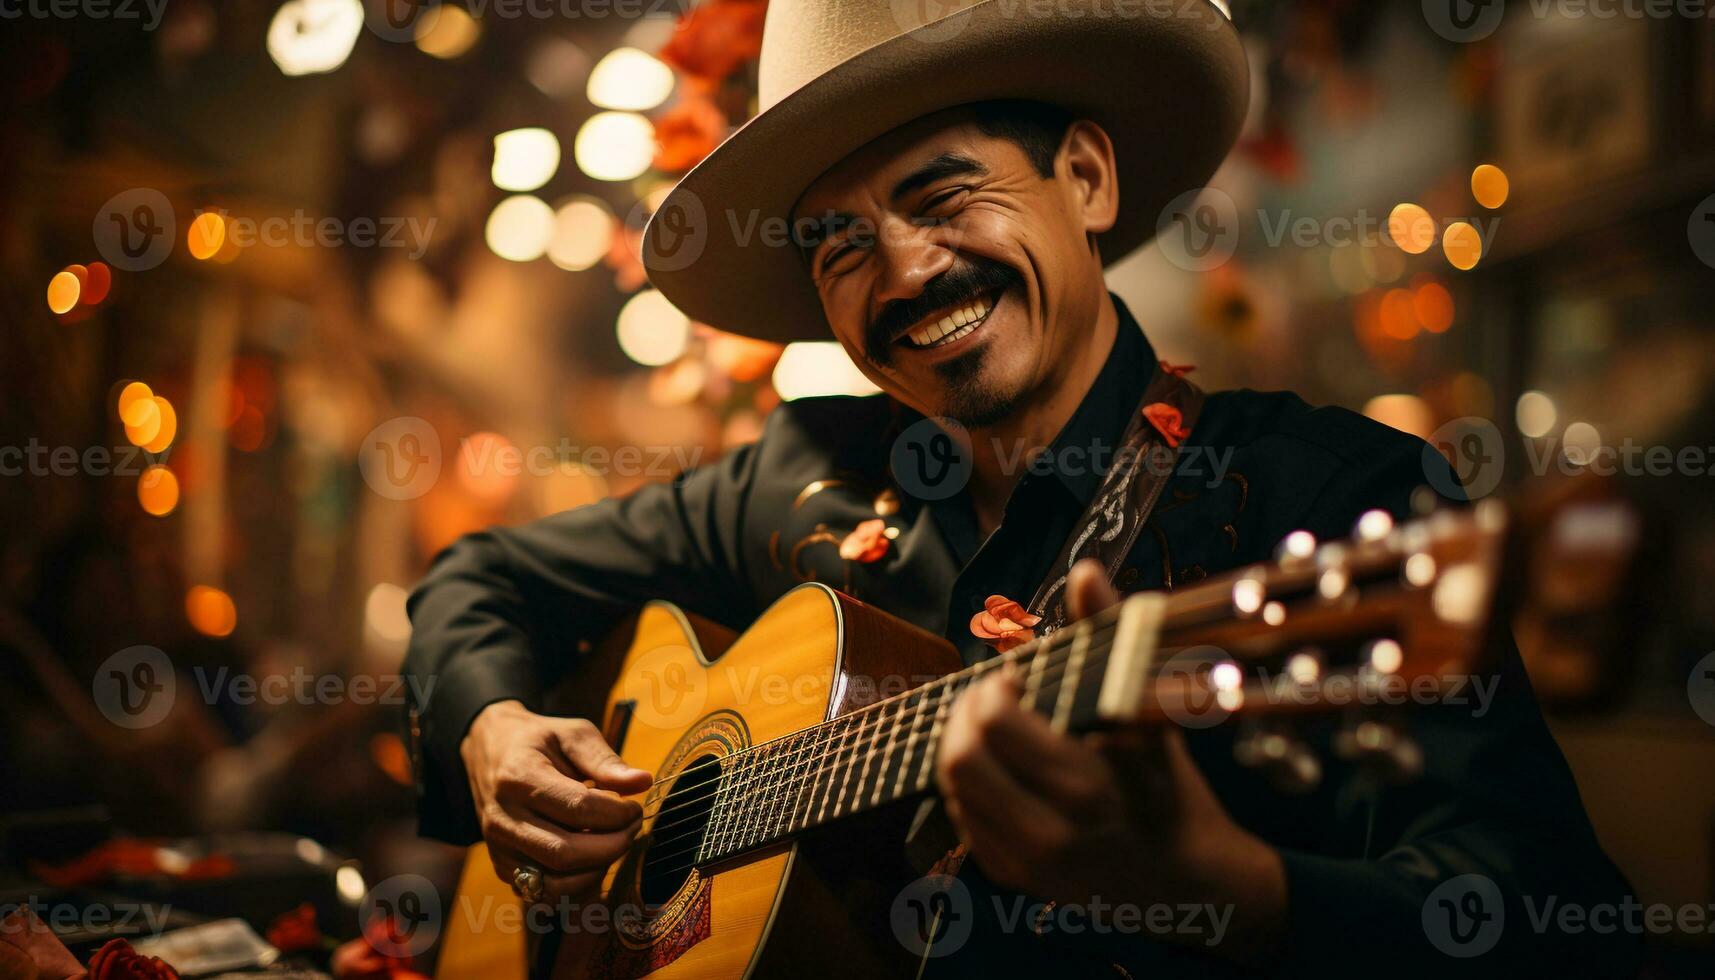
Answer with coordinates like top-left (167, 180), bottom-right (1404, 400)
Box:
top-left (1353, 508), bottom-right (1394, 543)
top-left (1334, 718), bottom-right (1423, 784)
top-left (1234, 721), bottom-right (1322, 795)
top-left (1275, 530), bottom-right (1316, 566)
top-left (1410, 485), bottom-right (1440, 516)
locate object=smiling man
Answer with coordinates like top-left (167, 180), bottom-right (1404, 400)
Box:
top-left (404, 0), bottom-right (1638, 976)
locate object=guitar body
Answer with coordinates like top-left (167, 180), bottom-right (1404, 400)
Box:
top-left (439, 583), bottom-right (964, 980)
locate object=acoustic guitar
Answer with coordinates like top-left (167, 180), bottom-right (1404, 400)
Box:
top-left (435, 500), bottom-right (1521, 978)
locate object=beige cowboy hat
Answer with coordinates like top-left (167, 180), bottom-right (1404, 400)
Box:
top-left (643, 0), bottom-right (1249, 344)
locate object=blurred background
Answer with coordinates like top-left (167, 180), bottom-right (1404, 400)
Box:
top-left (2, 0), bottom-right (1714, 976)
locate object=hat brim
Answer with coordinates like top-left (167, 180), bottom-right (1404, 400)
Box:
top-left (644, 0), bottom-right (1249, 344)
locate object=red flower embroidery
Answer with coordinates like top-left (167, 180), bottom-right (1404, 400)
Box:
top-left (1142, 402), bottom-right (1189, 448)
top-left (1158, 359), bottom-right (1196, 377)
top-left (838, 518), bottom-right (891, 563)
top-left (969, 595), bottom-right (1041, 653)
top-left (266, 902), bottom-right (322, 955)
top-left (88, 938), bottom-right (180, 980)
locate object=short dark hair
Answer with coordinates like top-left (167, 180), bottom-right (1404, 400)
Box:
top-left (963, 100), bottom-right (1076, 178)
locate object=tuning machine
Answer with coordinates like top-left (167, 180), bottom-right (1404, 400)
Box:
top-left (1233, 720), bottom-right (1322, 795)
top-left (1333, 717), bottom-right (1423, 784)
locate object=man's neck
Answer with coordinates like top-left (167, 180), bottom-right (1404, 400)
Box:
top-left (964, 292), bottom-right (1121, 535)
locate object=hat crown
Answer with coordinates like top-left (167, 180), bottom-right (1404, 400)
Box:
top-left (759, 0), bottom-right (985, 107)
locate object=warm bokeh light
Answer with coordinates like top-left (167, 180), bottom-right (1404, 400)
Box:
top-left (772, 342), bottom-right (882, 401)
top-left (616, 289), bottom-right (691, 366)
top-left (137, 465), bottom-right (180, 516)
top-left (586, 47), bottom-right (675, 111)
top-left (364, 582), bottom-right (412, 648)
top-left (185, 585), bottom-right (238, 637)
top-left (1387, 203), bottom-right (1435, 254)
top-left (457, 431), bottom-right (520, 503)
top-left (47, 270), bottom-right (80, 314)
top-left (266, 0), bottom-right (362, 77)
top-left (547, 197), bottom-right (614, 271)
top-left (574, 112), bottom-right (655, 182)
top-left (141, 397), bottom-right (177, 453)
top-left (484, 194), bottom-right (556, 262)
top-left (1363, 394), bottom-right (1435, 439)
top-left (83, 262), bottom-right (112, 304)
top-left (1442, 221), bottom-right (1483, 270)
top-left (1563, 421), bottom-right (1602, 465)
top-left (1516, 389), bottom-right (1558, 439)
top-left (526, 36), bottom-right (591, 98)
top-left (118, 381), bottom-right (154, 421)
top-left (491, 128), bottom-right (561, 192)
top-left (1379, 287), bottom-right (1419, 340)
top-left (123, 396), bottom-right (163, 446)
top-left (414, 4), bottom-right (480, 59)
top-left (1412, 280), bottom-right (1455, 333)
top-left (1471, 164), bottom-right (1510, 209)
top-left (187, 212), bottom-right (226, 260)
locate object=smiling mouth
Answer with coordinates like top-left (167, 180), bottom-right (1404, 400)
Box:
top-left (897, 290), bottom-right (1001, 351)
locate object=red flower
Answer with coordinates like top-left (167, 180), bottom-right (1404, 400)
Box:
top-left (969, 595), bottom-right (1041, 653)
top-left (838, 519), bottom-right (891, 563)
top-left (1143, 402), bottom-right (1190, 448)
top-left (1157, 359), bottom-right (1196, 377)
top-left (653, 97), bottom-right (727, 173)
top-left (88, 939), bottom-right (179, 980)
top-left (266, 903), bottom-right (322, 955)
top-left (659, 0), bottom-right (767, 89)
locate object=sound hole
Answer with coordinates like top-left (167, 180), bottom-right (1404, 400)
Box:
top-left (639, 755), bottom-right (721, 907)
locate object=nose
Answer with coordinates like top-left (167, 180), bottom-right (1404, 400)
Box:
top-left (872, 220), bottom-right (955, 309)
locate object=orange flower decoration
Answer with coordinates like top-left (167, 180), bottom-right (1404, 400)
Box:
top-left (1143, 402), bottom-right (1190, 448)
top-left (1158, 359), bottom-right (1196, 377)
top-left (838, 518), bottom-right (891, 563)
top-left (659, 0), bottom-right (767, 90)
top-left (969, 595), bottom-right (1041, 652)
top-left (653, 97), bottom-right (727, 173)
top-left (266, 902), bottom-right (322, 954)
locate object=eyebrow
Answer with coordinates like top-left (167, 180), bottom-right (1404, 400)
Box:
top-left (890, 152), bottom-right (987, 203)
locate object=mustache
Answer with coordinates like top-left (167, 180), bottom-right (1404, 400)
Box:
top-left (864, 259), bottom-right (1022, 364)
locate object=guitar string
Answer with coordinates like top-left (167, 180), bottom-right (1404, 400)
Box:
top-left (634, 631), bottom-right (1137, 876)
top-left (631, 615), bottom-right (1124, 833)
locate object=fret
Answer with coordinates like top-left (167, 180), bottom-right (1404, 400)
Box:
top-left (697, 767), bottom-right (729, 864)
top-left (1051, 620), bottom-right (1092, 733)
top-left (836, 708), bottom-right (880, 818)
top-left (787, 725), bottom-right (822, 833)
top-left (1021, 631), bottom-right (1055, 713)
top-left (893, 685), bottom-right (932, 797)
top-left (816, 714), bottom-right (854, 823)
top-left (916, 678), bottom-right (957, 793)
top-left (867, 697), bottom-right (901, 807)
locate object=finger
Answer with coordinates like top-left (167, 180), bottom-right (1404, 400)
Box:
top-left (936, 675), bottom-right (1063, 831)
top-left (554, 719), bottom-right (653, 793)
top-left (1066, 557), bottom-right (1121, 622)
top-left (492, 811), bottom-right (640, 876)
top-left (975, 691), bottom-right (1114, 806)
top-left (521, 759), bottom-right (644, 832)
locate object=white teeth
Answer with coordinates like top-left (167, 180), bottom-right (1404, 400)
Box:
top-left (903, 298), bottom-right (993, 349)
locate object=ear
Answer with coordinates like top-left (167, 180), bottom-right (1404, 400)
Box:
top-left (1057, 120), bottom-right (1119, 237)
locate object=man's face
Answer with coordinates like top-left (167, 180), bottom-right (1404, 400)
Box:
top-left (793, 110), bottom-right (1114, 428)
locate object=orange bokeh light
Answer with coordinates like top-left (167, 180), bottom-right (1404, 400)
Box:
top-left (47, 270), bottom-right (80, 314)
top-left (187, 212), bottom-right (226, 261)
top-left (1413, 281), bottom-right (1455, 333)
top-left (138, 465), bottom-right (180, 516)
top-left (185, 585), bottom-right (238, 638)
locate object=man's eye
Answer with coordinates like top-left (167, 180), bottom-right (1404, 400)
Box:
top-left (820, 242), bottom-right (857, 274)
top-left (915, 188), bottom-right (966, 225)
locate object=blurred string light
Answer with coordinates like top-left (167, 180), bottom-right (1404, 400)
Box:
top-left (1516, 390), bottom-right (1557, 439)
top-left (137, 464), bottom-right (180, 517)
top-left (485, 195), bottom-right (556, 262)
top-left (1362, 394), bottom-right (1434, 439)
top-left (1387, 203), bottom-right (1435, 255)
top-left (772, 343), bottom-right (881, 400)
top-left (1562, 421), bottom-right (1602, 465)
top-left (117, 382), bottom-right (177, 453)
top-left (491, 128), bottom-right (561, 192)
top-left (187, 212), bottom-right (226, 261)
top-left (548, 196), bottom-right (615, 271)
top-left (1379, 287), bottom-right (1418, 340)
top-left (1442, 221), bottom-right (1482, 270)
top-left (1412, 279), bottom-right (1454, 333)
top-left (46, 269), bottom-right (80, 313)
top-left (186, 585), bottom-right (237, 638)
top-left (414, 4), bottom-right (480, 59)
top-left (526, 36), bottom-right (591, 98)
top-left (458, 431), bottom-right (519, 503)
top-left (616, 289), bottom-right (690, 366)
top-left (364, 582), bottom-right (412, 652)
top-left (575, 112), bottom-right (655, 181)
top-left (82, 262), bottom-right (112, 304)
top-left (266, 0), bottom-right (363, 77)
top-left (586, 48), bottom-right (675, 111)
top-left (1471, 164), bottom-right (1509, 209)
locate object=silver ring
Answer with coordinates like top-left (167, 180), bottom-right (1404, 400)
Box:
top-left (512, 864), bottom-right (545, 904)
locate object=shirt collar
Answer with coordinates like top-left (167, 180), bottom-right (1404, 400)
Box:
top-left (1035, 293), bottom-right (1159, 505)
